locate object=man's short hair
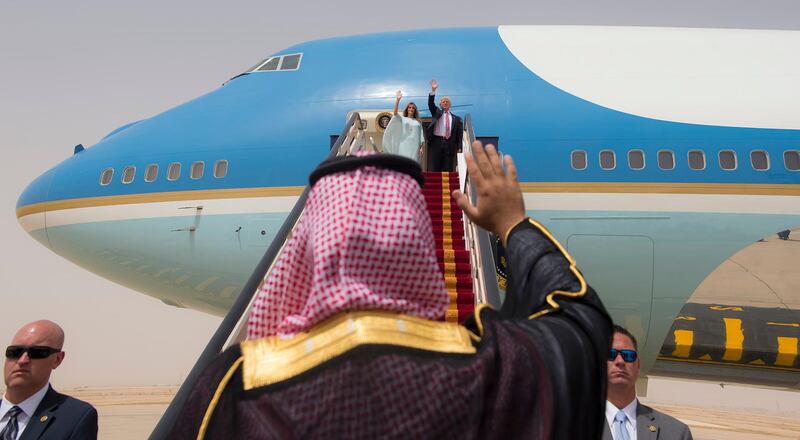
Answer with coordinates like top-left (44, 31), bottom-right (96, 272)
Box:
top-left (612, 324), bottom-right (638, 350)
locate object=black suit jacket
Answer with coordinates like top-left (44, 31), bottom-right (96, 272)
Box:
top-left (19, 386), bottom-right (97, 440)
top-left (426, 93), bottom-right (463, 151)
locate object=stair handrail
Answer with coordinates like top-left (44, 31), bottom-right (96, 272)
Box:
top-left (149, 112), bottom-right (362, 439)
top-left (460, 114), bottom-right (503, 309)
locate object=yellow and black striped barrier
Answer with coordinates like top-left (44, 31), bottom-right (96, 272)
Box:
top-left (658, 303), bottom-right (799, 371)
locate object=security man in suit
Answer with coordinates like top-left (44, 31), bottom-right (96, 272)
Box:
top-left (603, 325), bottom-right (693, 440)
top-left (1, 320), bottom-right (97, 440)
top-left (426, 79), bottom-right (463, 172)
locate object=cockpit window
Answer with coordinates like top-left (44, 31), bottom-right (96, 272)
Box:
top-left (250, 53), bottom-right (303, 73)
top-left (246, 57), bottom-right (270, 72)
top-left (280, 54), bottom-right (302, 70)
top-left (257, 57), bottom-right (280, 71)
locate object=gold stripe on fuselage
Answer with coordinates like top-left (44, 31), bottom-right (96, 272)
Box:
top-left (16, 182), bottom-right (800, 218)
top-left (15, 186), bottom-right (306, 218)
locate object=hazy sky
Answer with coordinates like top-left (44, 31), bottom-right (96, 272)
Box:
top-left (1, 1), bottom-right (799, 388)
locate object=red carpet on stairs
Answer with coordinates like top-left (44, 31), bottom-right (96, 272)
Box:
top-left (423, 171), bottom-right (474, 323)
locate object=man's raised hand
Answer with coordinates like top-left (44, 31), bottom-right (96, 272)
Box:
top-left (452, 141), bottom-right (526, 245)
top-left (430, 79), bottom-right (438, 93)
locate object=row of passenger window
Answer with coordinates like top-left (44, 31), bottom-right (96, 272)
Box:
top-left (100, 160), bottom-right (228, 186)
top-left (571, 149), bottom-right (800, 172)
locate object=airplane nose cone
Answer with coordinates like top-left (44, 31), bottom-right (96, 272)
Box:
top-left (16, 168), bottom-right (55, 249)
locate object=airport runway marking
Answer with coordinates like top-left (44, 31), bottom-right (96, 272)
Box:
top-left (671, 330), bottom-right (693, 358)
top-left (767, 322), bottom-right (800, 327)
top-left (659, 303), bottom-right (799, 370)
top-left (722, 318), bottom-right (744, 362)
top-left (775, 337), bottom-right (798, 367)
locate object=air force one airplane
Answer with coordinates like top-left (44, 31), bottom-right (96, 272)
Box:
top-left (15, 26), bottom-right (800, 371)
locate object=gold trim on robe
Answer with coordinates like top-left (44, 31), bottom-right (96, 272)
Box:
top-left (240, 311), bottom-right (476, 390)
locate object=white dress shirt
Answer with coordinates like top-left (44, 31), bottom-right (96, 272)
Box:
top-left (433, 110), bottom-right (452, 138)
top-left (0, 384), bottom-right (50, 440)
top-left (606, 398), bottom-right (638, 440)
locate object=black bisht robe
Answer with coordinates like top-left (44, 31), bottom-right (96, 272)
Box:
top-left (171, 219), bottom-right (612, 439)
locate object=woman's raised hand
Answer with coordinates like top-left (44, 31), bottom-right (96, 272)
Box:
top-left (395, 90), bottom-right (403, 101)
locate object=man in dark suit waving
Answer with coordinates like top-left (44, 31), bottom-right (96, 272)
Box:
top-left (603, 325), bottom-right (692, 440)
top-left (2, 320), bottom-right (97, 440)
top-left (426, 79), bottom-right (463, 172)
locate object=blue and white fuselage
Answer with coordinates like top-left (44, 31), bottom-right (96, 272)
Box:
top-left (16, 26), bottom-right (800, 368)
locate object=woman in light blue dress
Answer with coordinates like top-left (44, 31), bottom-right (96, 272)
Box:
top-left (383, 90), bottom-right (425, 163)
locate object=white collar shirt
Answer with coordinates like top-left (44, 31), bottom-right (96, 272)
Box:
top-left (605, 398), bottom-right (638, 440)
top-left (433, 110), bottom-right (452, 138)
top-left (0, 383), bottom-right (50, 440)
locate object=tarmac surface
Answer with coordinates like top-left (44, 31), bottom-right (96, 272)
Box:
top-left (69, 387), bottom-right (175, 439)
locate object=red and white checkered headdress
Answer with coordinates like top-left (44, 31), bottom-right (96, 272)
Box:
top-left (247, 154), bottom-right (448, 338)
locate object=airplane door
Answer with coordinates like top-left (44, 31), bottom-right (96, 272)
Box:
top-left (567, 234), bottom-right (654, 346)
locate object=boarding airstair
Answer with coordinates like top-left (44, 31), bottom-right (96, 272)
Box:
top-left (150, 113), bottom-right (501, 439)
top-left (424, 171), bottom-right (475, 322)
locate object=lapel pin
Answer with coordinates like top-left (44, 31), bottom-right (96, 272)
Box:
top-left (40, 416), bottom-right (48, 422)
top-left (649, 425), bottom-right (656, 432)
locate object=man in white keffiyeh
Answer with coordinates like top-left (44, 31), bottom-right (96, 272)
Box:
top-left (247, 152), bottom-right (448, 338)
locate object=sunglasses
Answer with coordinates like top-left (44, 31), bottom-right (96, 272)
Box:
top-left (609, 349), bottom-right (637, 362)
top-left (5, 346), bottom-right (61, 360)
